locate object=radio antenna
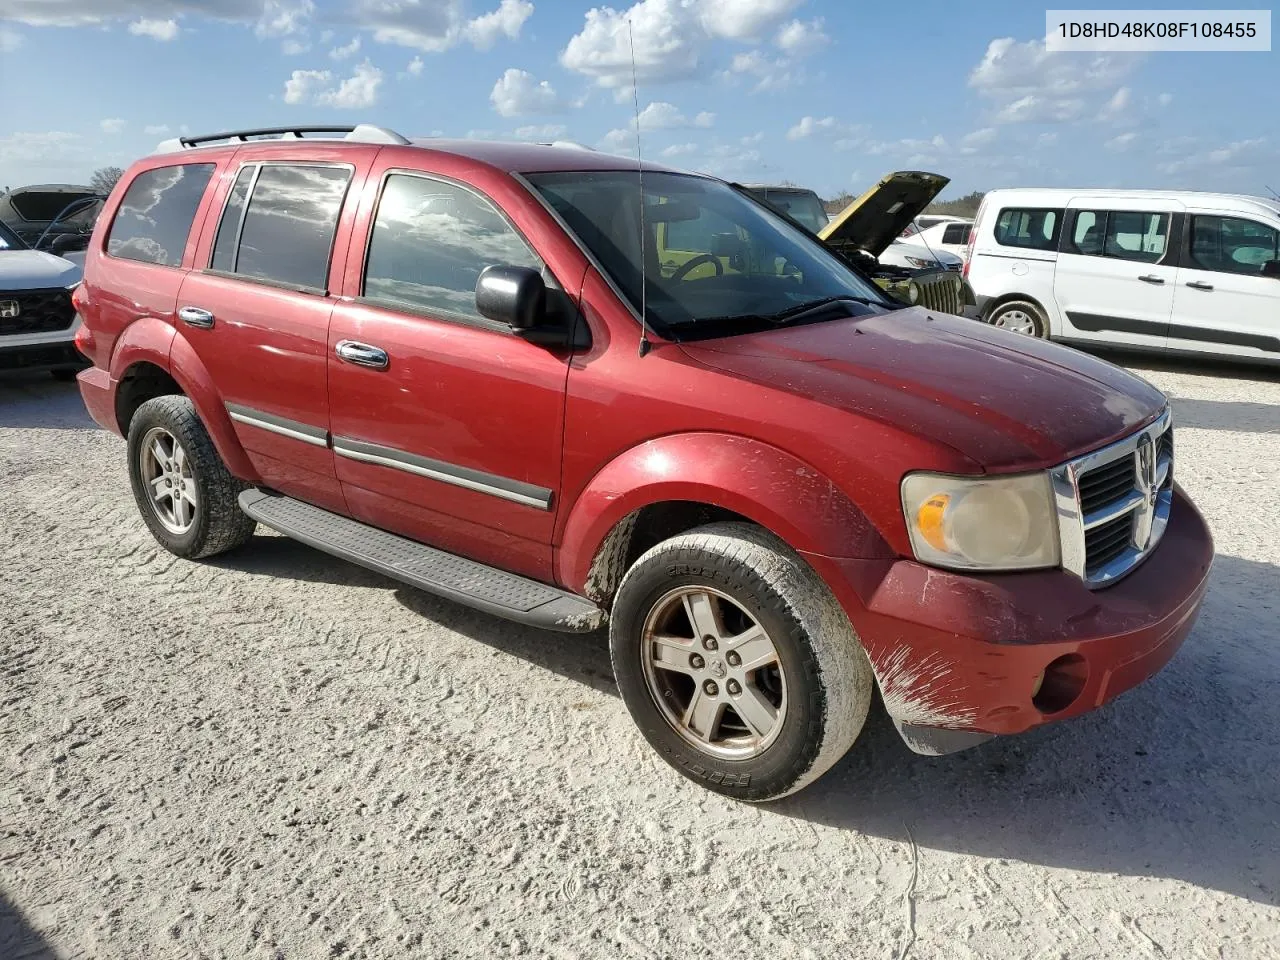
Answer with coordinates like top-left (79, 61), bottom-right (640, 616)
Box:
top-left (628, 18), bottom-right (652, 357)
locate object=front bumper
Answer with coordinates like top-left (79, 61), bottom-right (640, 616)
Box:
top-left (811, 485), bottom-right (1213, 754)
top-left (0, 339), bottom-right (86, 373)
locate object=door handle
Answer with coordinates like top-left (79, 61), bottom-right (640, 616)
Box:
top-left (178, 306), bottom-right (215, 328)
top-left (1137, 275), bottom-right (1165, 285)
top-left (335, 339), bottom-right (389, 370)
top-left (1185, 281), bottom-right (1214, 291)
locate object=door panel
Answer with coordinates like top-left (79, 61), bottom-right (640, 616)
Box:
top-left (1054, 203), bottom-right (1182, 351)
top-left (176, 271), bottom-right (344, 511)
top-left (1170, 213), bottom-right (1280, 360)
top-left (327, 300), bottom-right (570, 580)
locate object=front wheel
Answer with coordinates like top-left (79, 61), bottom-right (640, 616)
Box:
top-left (609, 522), bottom-right (874, 802)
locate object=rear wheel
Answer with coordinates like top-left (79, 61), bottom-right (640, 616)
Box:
top-left (126, 395), bottom-right (256, 559)
top-left (609, 522), bottom-right (874, 802)
top-left (988, 299), bottom-right (1048, 338)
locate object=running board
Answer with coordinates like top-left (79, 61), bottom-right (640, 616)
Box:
top-left (238, 489), bottom-right (604, 633)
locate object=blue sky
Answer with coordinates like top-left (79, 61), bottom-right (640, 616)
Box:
top-left (0, 0), bottom-right (1276, 200)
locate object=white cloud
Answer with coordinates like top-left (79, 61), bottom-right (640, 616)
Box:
top-left (329, 36), bottom-right (360, 59)
top-left (255, 0), bottom-right (314, 38)
top-left (284, 60), bottom-right (383, 109)
top-left (635, 101), bottom-right (713, 130)
top-left (775, 17), bottom-right (826, 55)
top-left (1158, 92), bottom-right (1173, 107)
top-left (407, 56), bottom-right (424, 75)
top-left (462, 0), bottom-right (534, 50)
top-left (787, 115), bottom-right (845, 140)
top-left (127, 16), bottom-right (178, 40)
top-left (0, 131), bottom-right (83, 170)
top-left (0, 26), bottom-right (22, 51)
top-left (143, 124), bottom-right (171, 135)
top-left (1097, 86), bottom-right (1130, 122)
top-left (562, 0), bottom-right (804, 90)
top-left (959, 127), bottom-right (997, 154)
top-left (970, 37), bottom-right (1139, 127)
top-left (100, 118), bottom-right (126, 135)
top-left (513, 123), bottom-right (569, 140)
top-left (1157, 137), bottom-right (1272, 179)
top-left (490, 68), bottom-right (565, 117)
top-left (353, 0), bottom-right (532, 53)
top-left (281, 38), bottom-right (308, 54)
top-left (661, 142), bottom-right (698, 157)
top-left (723, 50), bottom-right (794, 91)
top-left (1105, 131), bottom-right (1137, 152)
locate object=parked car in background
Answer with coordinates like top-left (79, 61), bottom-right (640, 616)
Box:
top-left (746, 172), bottom-right (972, 316)
top-left (901, 213), bottom-right (970, 239)
top-left (0, 183), bottom-right (102, 253)
top-left (74, 125), bottom-right (1211, 801)
top-left (966, 187), bottom-right (1280, 364)
top-left (0, 216), bottom-right (84, 378)
top-left (909, 218), bottom-right (973, 262)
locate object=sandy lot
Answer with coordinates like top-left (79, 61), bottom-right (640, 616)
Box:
top-left (2, 356), bottom-right (1278, 959)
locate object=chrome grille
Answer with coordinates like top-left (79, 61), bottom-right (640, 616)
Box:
top-left (915, 273), bottom-right (963, 316)
top-left (1052, 409), bottom-right (1174, 588)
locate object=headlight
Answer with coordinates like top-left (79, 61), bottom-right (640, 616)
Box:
top-left (901, 472), bottom-right (1060, 571)
top-left (905, 282), bottom-right (920, 304)
top-left (904, 256), bottom-right (938, 269)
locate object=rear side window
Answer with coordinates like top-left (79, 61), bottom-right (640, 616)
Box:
top-left (362, 174), bottom-right (541, 321)
top-left (209, 164), bottom-right (352, 292)
top-left (993, 207), bottom-right (1060, 251)
top-left (1068, 210), bottom-right (1170, 262)
top-left (1188, 215), bottom-right (1279, 275)
top-left (942, 223), bottom-right (970, 245)
top-left (107, 163), bottom-right (215, 266)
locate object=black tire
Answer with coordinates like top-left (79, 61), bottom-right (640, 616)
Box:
top-left (609, 522), bottom-right (874, 802)
top-left (126, 395), bottom-right (256, 559)
top-left (987, 299), bottom-right (1048, 338)
top-left (49, 368), bottom-right (79, 382)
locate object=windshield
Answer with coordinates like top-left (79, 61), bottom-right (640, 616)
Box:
top-left (748, 188), bottom-right (830, 233)
top-left (526, 171), bottom-right (890, 340)
top-left (0, 219), bottom-right (24, 250)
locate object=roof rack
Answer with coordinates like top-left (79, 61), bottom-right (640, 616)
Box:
top-left (155, 123), bottom-right (411, 154)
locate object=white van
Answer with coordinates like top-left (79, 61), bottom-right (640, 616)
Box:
top-left (965, 188), bottom-right (1280, 364)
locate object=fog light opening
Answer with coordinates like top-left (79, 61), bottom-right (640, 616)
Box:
top-left (1032, 654), bottom-right (1088, 715)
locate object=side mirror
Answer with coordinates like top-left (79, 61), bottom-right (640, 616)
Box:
top-left (1262, 259), bottom-right (1280, 279)
top-left (475, 264), bottom-right (546, 330)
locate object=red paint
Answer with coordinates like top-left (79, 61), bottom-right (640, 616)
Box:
top-left (77, 138), bottom-right (1214, 746)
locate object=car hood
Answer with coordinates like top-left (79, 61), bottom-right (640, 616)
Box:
top-left (678, 309), bottom-right (1167, 469)
top-left (0, 249), bottom-right (81, 290)
top-left (818, 171), bottom-right (950, 257)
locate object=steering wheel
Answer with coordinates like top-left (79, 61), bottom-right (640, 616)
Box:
top-left (671, 254), bottom-right (723, 281)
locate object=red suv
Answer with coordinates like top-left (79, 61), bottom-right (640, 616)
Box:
top-left (74, 125), bottom-right (1213, 801)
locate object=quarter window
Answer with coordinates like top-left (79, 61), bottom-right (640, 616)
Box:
top-left (106, 163), bottom-right (215, 266)
top-left (942, 223), bottom-right (971, 245)
top-left (1188, 215), bottom-right (1280, 275)
top-left (993, 208), bottom-right (1060, 251)
top-left (210, 164), bottom-right (352, 292)
top-left (363, 174), bottom-right (541, 321)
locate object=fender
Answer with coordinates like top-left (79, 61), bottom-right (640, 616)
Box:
top-left (556, 432), bottom-right (893, 597)
top-left (110, 319), bottom-right (260, 484)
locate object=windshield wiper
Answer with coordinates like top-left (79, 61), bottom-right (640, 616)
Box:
top-left (766, 295), bottom-right (882, 323)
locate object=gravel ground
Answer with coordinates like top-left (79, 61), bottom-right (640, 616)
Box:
top-left (2, 356), bottom-right (1278, 960)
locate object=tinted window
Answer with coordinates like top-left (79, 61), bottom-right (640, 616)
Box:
top-left (1189, 215), bottom-right (1280, 275)
top-left (993, 207), bottom-right (1060, 251)
top-left (942, 223), bottom-right (970, 245)
top-left (363, 174), bottom-right (541, 320)
top-left (210, 166), bottom-right (255, 272)
top-left (1104, 211), bottom-right (1168, 262)
top-left (228, 165), bottom-right (351, 291)
top-left (107, 164), bottom-right (215, 266)
top-left (755, 189), bottom-right (829, 233)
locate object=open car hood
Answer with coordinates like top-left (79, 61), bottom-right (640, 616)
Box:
top-left (818, 171), bottom-right (950, 257)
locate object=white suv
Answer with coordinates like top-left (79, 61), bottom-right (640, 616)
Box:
top-left (0, 217), bottom-right (84, 378)
top-left (965, 188), bottom-right (1280, 364)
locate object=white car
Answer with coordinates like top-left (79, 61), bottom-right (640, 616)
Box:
top-left (879, 237), bottom-right (964, 272)
top-left (965, 187), bottom-right (1280, 364)
top-left (0, 217), bottom-right (84, 379)
top-left (908, 219), bottom-right (973, 262)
